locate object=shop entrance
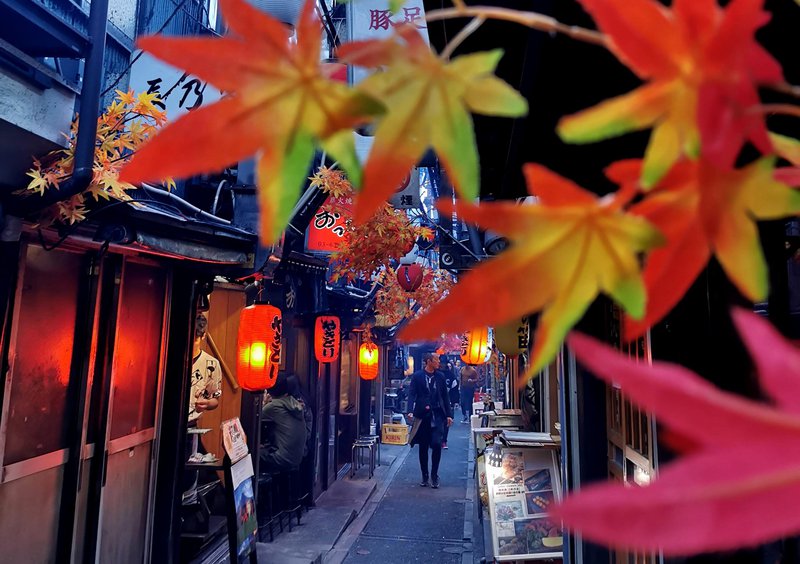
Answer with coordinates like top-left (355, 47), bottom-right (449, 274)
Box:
top-left (0, 243), bottom-right (167, 563)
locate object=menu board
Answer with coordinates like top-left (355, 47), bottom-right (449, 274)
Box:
top-left (485, 447), bottom-right (563, 560)
top-left (473, 428), bottom-right (502, 510)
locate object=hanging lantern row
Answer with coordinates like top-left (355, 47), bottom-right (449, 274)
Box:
top-left (237, 304), bottom-right (282, 391)
top-left (495, 317), bottom-right (530, 357)
top-left (359, 332), bottom-right (379, 380)
top-left (460, 327), bottom-right (493, 365)
top-left (314, 315), bottom-right (341, 363)
top-left (396, 263), bottom-right (424, 292)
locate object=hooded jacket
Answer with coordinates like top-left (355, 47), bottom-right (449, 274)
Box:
top-left (261, 395), bottom-right (307, 471)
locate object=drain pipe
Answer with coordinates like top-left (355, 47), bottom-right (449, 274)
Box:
top-left (10, 0), bottom-right (109, 217)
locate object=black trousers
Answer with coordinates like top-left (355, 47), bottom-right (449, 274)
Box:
top-left (416, 418), bottom-right (444, 480)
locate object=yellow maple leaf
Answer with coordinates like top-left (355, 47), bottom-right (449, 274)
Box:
top-left (26, 169), bottom-right (50, 195)
top-left (339, 25), bottom-right (527, 221)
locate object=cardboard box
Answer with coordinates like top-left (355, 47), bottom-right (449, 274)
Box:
top-left (381, 423), bottom-right (409, 445)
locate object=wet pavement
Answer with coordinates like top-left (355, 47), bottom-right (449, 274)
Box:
top-left (333, 421), bottom-right (477, 564)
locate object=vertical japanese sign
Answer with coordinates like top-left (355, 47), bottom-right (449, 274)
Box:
top-left (128, 53), bottom-right (224, 121)
top-left (348, 0), bottom-right (430, 86)
top-left (305, 195), bottom-right (353, 253)
top-left (348, 0), bottom-right (428, 213)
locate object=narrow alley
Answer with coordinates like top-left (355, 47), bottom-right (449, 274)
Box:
top-left (337, 422), bottom-right (476, 564)
top-left (252, 421), bottom-right (480, 564)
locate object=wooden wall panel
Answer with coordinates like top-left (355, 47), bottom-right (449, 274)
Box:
top-left (200, 285), bottom-right (246, 460)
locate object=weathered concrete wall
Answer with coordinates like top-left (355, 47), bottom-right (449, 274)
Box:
top-left (108, 0), bottom-right (138, 38)
top-left (0, 69), bottom-right (74, 146)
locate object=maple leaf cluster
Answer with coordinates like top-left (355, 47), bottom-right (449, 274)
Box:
top-left (310, 165), bottom-right (434, 283)
top-left (374, 265), bottom-right (454, 327)
top-left (26, 90), bottom-right (170, 225)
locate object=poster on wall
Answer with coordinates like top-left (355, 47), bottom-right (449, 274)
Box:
top-left (485, 447), bottom-right (563, 561)
top-left (228, 455), bottom-right (258, 563)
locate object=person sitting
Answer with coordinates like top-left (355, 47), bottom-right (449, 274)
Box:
top-left (260, 372), bottom-right (307, 474)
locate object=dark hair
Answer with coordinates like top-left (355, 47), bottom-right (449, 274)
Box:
top-left (271, 372), bottom-right (289, 397)
top-left (286, 373), bottom-right (309, 403)
top-left (422, 352), bottom-right (438, 365)
top-left (195, 313), bottom-right (208, 340)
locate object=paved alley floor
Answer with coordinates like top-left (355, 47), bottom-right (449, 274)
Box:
top-left (333, 421), bottom-right (478, 564)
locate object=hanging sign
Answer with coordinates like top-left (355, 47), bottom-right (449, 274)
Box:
top-left (306, 195), bottom-right (352, 254)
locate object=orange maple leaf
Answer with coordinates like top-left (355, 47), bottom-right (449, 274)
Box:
top-left (401, 165), bottom-right (663, 375)
top-left (119, 0), bottom-right (382, 242)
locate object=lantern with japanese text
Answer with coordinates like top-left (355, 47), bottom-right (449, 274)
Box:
top-left (495, 317), bottom-right (530, 357)
top-left (460, 327), bottom-right (491, 365)
top-left (314, 315), bottom-right (341, 363)
top-left (237, 304), bottom-right (282, 390)
top-left (359, 338), bottom-right (380, 380)
top-left (396, 263), bottom-right (424, 292)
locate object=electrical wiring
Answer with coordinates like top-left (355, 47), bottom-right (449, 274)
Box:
top-left (101, 0), bottom-right (214, 98)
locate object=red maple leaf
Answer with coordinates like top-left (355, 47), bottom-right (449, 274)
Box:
top-left (555, 309), bottom-right (800, 555)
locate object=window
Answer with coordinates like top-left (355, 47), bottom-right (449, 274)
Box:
top-left (606, 305), bottom-right (658, 564)
top-left (108, 261), bottom-right (166, 440)
top-left (3, 246), bottom-right (82, 465)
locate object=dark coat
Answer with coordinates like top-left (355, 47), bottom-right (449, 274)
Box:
top-left (260, 395), bottom-right (307, 471)
top-left (407, 369), bottom-right (452, 446)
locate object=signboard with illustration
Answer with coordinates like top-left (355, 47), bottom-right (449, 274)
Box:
top-left (221, 417), bottom-right (258, 563)
top-left (485, 447), bottom-right (563, 560)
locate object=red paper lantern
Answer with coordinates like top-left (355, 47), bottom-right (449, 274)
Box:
top-left (359, 342), bottom-right (379, 380)
top-left (314, 315), bottom-right (341, 363)
top-left (396, 264), bottom-right (424, 292)
top-left (460, 327), bottom-right (491, 365)
top-left (237, 304), bottom-right (282, 390)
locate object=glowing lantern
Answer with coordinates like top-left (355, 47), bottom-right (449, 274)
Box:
top-left (460, 327), bottom-right (491, 365)
top-left (359, 341), bottom-right (380, 380)
top-left (314, 315), bottom-right (341, 363)
top-left (237, 304), bottom-right (282, 390)
top-left (396, 263), bottom-right (424, 292)
top-left (495, 317), bottom-right (530, 357)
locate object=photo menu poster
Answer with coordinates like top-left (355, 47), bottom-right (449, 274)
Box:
top-left (485, 447), bottom-right (563, 561)
top-left (227, 455), bottom-right (258, 563)
top-left (474, 428), bottom-right (502, 509)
